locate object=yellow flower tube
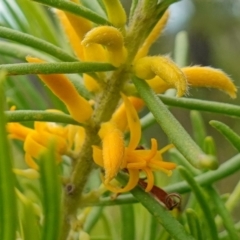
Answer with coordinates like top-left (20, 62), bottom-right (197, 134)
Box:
top-left (133, 56), bottom-right (188, 97)
top-left (111, 96), bottom-right (144, 131)
top-left (98, 122), bottom-right (125, 183)
top-left (55, 10), bottom-right (84, 60)
top-left (182, 66), bottom-right (237, 98)
top-left (82, 26), bottom-right (127, 67)
top-left (26, 57), bottom-right (93, 123)
top-left (135, 10), bottom-right (170, 60)
top-left (102, 0), bottom-right (127, 28)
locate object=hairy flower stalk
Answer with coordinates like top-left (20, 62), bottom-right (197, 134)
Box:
top-left (5, 0), bottom-right (238, 239)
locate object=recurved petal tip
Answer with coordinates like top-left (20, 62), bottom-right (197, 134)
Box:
top-left (182, 66), bottom-right (237, 98)
top-left (133, 56), bottom-right (188, 97)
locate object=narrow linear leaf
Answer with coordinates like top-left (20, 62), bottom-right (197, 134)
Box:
top-left (203, 136), bottom-right (217, 156)
top-left (80, 194), bottom-right (138, 207)
top-left (225, 180), bottom-right (240, 214)
top-left (0, 62), bottom-right (116, 75)
top-left (133, 76), bottom-right (217, 170)
top-left (3, 0), bottom-right (29, 32)
top-left (186, 208), bottom-right (203, 240)
top-left (0, 26), bottom-right (78, 62)
top-left (31, 0), bottom-right (111, 25)
top-left (39, 145), bottom-right (62, 240)
top-left (0, 41), bottom-right (56, 62)
top-left (84, 206), bottom-right (104, 233)
top-left (174, 31), bottom-right (189, 67)
top-left (206, 186), bottom-right (239, 240)
top-left (120, 204), bottom-right (135, 240)
top-left (165, 153), bottom-right (240, 194)
top-left (178, 166), bottom-right (219, 240)
top-left (190, 111), bottom-right (207, 149)
top-left (5, 110), bottom-right (81, 125)
top-left (219, 221), bottom-right (240, 240)
top-left (83, 0), bottom-right (106, 17)
top-left (149, 214), bottom-right (159, 240)
top-left (16, 0), bottom-right (60, 45)
top-left (17, 190), bottom-right (40, 240)
top-left (0, 71), bottom-right (17, 240)
top-left (210, 120), bottom-right (240, 151)
top-left (117, 172), bottom-right (195, 240)
top-left (159, 95), bottom-right (240, 118)
top-left (169, 149), bottom-right (201, 176)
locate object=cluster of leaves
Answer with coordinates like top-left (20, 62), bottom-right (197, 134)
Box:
top-left (0, 0), bottom-right (240, 240)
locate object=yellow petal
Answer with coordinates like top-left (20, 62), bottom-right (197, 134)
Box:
top-left (142, 168), bottom-right (154, 192)
top-left (145, 138), bottom-right (158, 161)
top-left (83, 43), bottom-right (107, 62)
top-left (182, 66), bottom-right (237, 98)
top-left (92, 145), bottom-right (104, 167)
top-left (121, 93), bottom-right (141, 151)
top-left (147, 76), bottom-right (172, 94)
top-left (99, 122), bottom-right (125, 183)
top-left (158, 144), bottom-right (174, 154)
top-left (104, 169), bottom-right (139, 193)
top-left (55, 10), bottom-right (84, 60)
top-left (64, 7), bottom-right (92, 40)
top-left (102, 0), bottom-right (127, 28)
top-left (24, 133), bottom-right (48, 159)
top-left (7, 122), bottom-right (33, 141)
top-left (73, 126), bottom-right (86, 151)
top-left (111, 96), bottom-right (144, 132)
top-left (25, 154), bottom-right (39, 170)
top-left (13, 168), bottom-right (40, 179)
top-left (83, 74), bottom-right (100, 92)
top-left (148, 160), bottom-right (176, 171)
top-left (135, 10), bottom-right (169, 60)
top-left (32, 131), bottom-right (68, 155)
top-left (82, 26), bottom-right (127, 66)
top-left (133, 56), bottom-right (188, 97)
top-left (26, 57), bottom-right (93, 123)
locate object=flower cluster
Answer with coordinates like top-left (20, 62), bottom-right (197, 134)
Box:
top-left (8, 0), bottom-right (237, 194)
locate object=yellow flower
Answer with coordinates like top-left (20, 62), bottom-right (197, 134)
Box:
top-left (82, 26), bottom-right (127, 67)
top-left (26, 57), bottom-right (93, 123)
top-left (54, 2), bottom-right (237, 98)
top-left (93, 94), bottom-right (176, 193)
top-left (133, 56), bottom-right (188, 97)
top-left (7, 111), bottom-right (86, 170)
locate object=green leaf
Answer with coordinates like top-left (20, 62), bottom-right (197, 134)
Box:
top-left (203, 136), bottom-right (217, 156)
top-left (2, 0), bottom-right (29, 32)
top-left (206, 186), bottom-right (239, 240)
top-left (190, 111), bottom-right (207, 149)
top-left (0, 41), bottom-right (57, 61)
top-left (210, 120), bottom-right (240, 151)
top-left (0, 26), bottom-right (78, 62)
top-left (186, 208), bottom-right (203, 240)
top-left (0, 62), bottom-right (116, 75)
top-left (159, 95), bottom-right (240, 118)
top-left (117, 172), bottom-right (195, 240)
top-left (133, 76), bottom-right (217, 170)
top-left (38, 144), bottom-right (62, 240)
top-left (178, 166), bottom-right (219, 240)
top-left (16, 0), bottom-right (60, 45)
top-left (169, 149), bottom-right (201, 176)
top-left (165, 153), bottom-right (240, 194)
top-left (31, 0), bottom-right (111, 25)
top-left (121, 204), bottom-right (135, 240)
top-left (17, 190), bottom-right (40, 240)
top-left (0, 71), bottom-right (17, 240)
top-left (6, 110), bottom-right (81, 125)
top-left (84, 206), bottom-right (104, 233)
